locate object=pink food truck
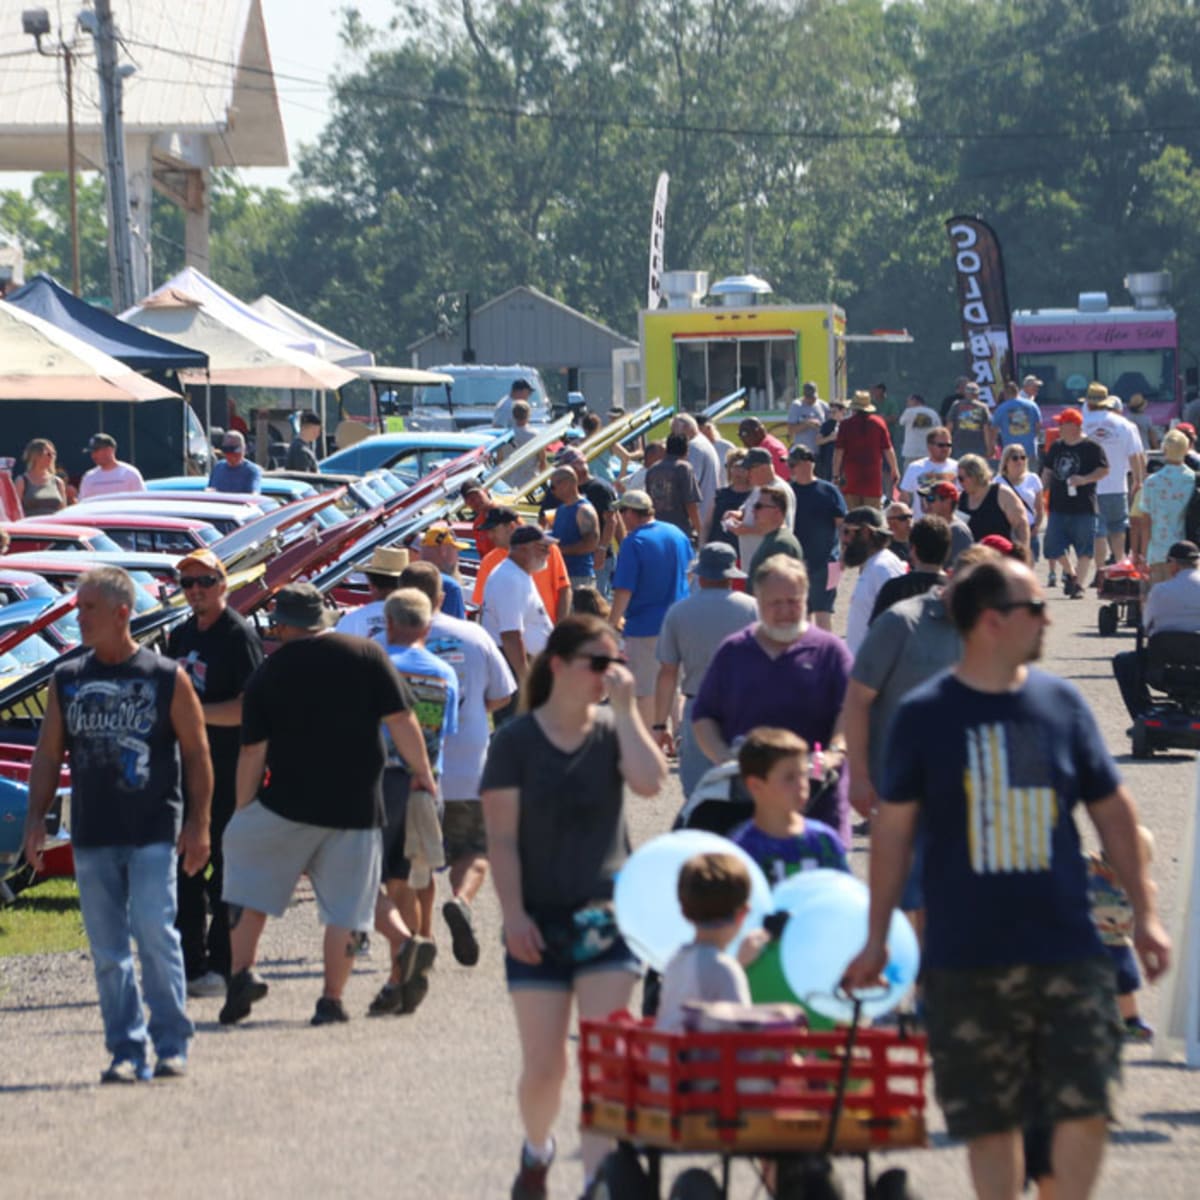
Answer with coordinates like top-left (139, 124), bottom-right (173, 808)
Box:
top-left (1012, 271), bottom-right (1183, 429)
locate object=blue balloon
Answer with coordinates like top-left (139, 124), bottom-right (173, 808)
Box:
top-left (774, 869), bottom-right (919, 1022)
top-left (613, 831), bottom-right (773, 972)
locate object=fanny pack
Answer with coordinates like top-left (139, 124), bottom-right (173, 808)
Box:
top-left (536, 901), bottom-right (619, 966)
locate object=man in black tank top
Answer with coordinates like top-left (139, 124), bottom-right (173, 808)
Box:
top-left (23, 567), bottom-right (213, 1084)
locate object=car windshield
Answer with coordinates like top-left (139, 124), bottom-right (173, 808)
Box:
top-left (50, 609), bottom-right (83, 647)
top-left (0, 629), bottom-right (58, 669)
top-left (86, 532), bottom-right (124, 553)
top-left (416, 374), bottom-right (543, 410)
top-left (1019, 348), bottom-right (1176, 408)
top-left (197, 524), bottom-right (221, 544)
top-left (388, 449), bottom-right (473, 487)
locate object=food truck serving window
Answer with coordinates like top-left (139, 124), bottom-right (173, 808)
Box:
top-left (1020, 348), bottom-right (1176, 408)
top-left (674, 335), bottom-right (798, 413)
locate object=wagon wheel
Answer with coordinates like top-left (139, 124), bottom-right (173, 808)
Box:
top-left (868, 1167), bottom-right (921, 1200)
top-left (667, 1167), bottom-right (722, 1200)
top-left (590, 1145), bottom-right (654, 1200)
top-left (776, 1156), bottom-right (845, 1200)
top-left (1130, 722), bottom-right (1152, 759)
top-left (1097, 604), bottom-right (1119, 637)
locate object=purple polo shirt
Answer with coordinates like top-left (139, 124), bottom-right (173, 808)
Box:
top-left (692, 624), bottom-right (854, 843)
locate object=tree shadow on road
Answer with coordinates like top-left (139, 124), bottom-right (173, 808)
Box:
top-left (1143, 1110), bottom-right (1200, 1128)
top-left (1109, 1127), bottom-right (1172, 1145)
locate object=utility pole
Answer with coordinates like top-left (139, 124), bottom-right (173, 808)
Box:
top-left (88, 0), bottom-right (136, 311)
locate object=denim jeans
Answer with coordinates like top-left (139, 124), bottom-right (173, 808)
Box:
top-left (74, 841), bottom-right (193, 1066)
top-left (678, 697), bottom-right (712, 801)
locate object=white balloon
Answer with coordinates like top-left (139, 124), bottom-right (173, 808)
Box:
top-left (613, 830), bottom-right (773, 972)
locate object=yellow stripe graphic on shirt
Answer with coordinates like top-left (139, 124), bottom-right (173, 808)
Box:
top-left (965, 723), bottom-right (1057, 874)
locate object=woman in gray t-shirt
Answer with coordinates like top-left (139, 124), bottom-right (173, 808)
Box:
top-left (480, 614), bottom-right (666, 1198)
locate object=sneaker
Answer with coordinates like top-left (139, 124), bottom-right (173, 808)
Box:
top-left (400, 972), bottom-right (431, 1015)
top-left (186, 970), bottom-right (227, 999)
top-left (218, 968), bottom-right (269, 1026)
top-left (395, 935), bottom-right (437, 985)
top-left (1047, 570), bottom-right (1058, 588)
top-left (511, 1140), bottom-right (555, 1199)
top-left (100, 1059), bottom-right (142, 1085)
top-left (1124, 1016), bottom-right (1154, 1042)
top-left (852, 818), bottom-right (871, 837)
top-left (311, 996), bottom-right (350, 1026)
top-left (443, 897), bottom-right (481, 967)
top-left (153, 1055), bottom-right (188, 1079)
top-left (367, 982), bottom-right (408, 1017)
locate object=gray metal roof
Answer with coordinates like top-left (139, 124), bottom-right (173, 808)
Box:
top-left (0, 0), bottom-right (286, 169)
top-left (408, 285), bottom-right (636, 362)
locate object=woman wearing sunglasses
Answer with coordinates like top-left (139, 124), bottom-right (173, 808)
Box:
top-left (481, 614), bottom-right (666, 1200)
top-left (956, 453), bottom-right (1029, 549)
top-left (999, 443), bottom-right (1045, 567)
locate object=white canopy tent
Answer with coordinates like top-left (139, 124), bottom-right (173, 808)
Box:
top-left (0, 302), bottom-right (178, 402)
top-left (250, 296), bottom-right (375, 368)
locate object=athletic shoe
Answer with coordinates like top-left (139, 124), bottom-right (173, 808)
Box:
top-left (218, 968), bottom-right (269, 1026)
top-left (367, 982), bottom-right (407, 1017)
top-left (443, 897), bottom-right (481, 966)
top-left (154, 1056), bottom-right (188, 1079)
top-left (400, 972), bottom-right (430, 1015)
top-left (511, 1140), bottom-right (555, 1199)
top-left (1047, 570), bottom-right (1058, 588)
top-left (396, 935), bottom-right (437, 984)
top-left (311, 996), bottom-right (350, 1026)
top-left (100, 1059), bottom-right (142, 1085)
top-left (1124, 1016), bottom-right (1154, 1042)
top-left (186, 970), bottom-right (227, 999)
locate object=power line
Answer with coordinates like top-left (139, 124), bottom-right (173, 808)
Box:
top-left (118, 35), bottom-right (1200, 146)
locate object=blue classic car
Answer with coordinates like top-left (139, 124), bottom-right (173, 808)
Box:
top-left (318, 431), bottom-right (509, 484)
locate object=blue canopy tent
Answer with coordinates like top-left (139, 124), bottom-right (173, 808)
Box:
top-left (4, 274), bottom-right (212, 479)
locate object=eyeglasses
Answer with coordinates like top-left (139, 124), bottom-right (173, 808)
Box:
top-left (1008, 454), bottom-right (1027, 460)
top-left (576, 653), bottom-right (627, 673)
top-left (888, 514), bottom-right (912, 522)
top-left (180, 575), bottom-right (221, 590)
top-left (991, 599), bottom-right (1047, 617)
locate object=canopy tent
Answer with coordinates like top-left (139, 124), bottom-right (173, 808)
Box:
top-left (250, 295), bottom-right (375, 368)
top-left (122, 289), bottom-right (355, 392)
top-left (134, 267), bottom-right (321, 356)
top-left (5, 274), bottom-right (208, 375)
top-left (0, 301), bottom-right (179, 402)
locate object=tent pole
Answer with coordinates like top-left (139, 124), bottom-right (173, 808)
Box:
top-left (205, 373), bottom-right (212, 445)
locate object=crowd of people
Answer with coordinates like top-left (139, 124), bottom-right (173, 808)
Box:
top-left (15, 370), bottom-right (1190, 1200)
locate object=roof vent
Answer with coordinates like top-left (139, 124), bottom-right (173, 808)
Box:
top-left (1124, 271), bottom-right (1171, 310)
top-left (660, 270), bottom-right (709, 309)
top-left (1077, 292), bottom-right (1109, 313)
top-left (709, 274), bottom-right (773, 308)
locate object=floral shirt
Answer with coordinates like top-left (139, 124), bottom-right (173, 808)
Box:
top-left (1134, 462), bottom-right (1195, 563)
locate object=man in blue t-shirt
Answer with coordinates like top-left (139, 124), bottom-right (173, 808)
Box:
top-left (209, 431), bottom-right (263, 494)
top-left (843, 558), bottom-right (1169, 1200)
top-left (788, 444), bottom-right (848, 631)
top-left (991, 380), bottom-right (1043, 464)
top-left (608, 490), bottom-right (692, 725)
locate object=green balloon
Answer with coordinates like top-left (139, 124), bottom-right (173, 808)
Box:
top-left (746, 942), bottom-right (838, 1031)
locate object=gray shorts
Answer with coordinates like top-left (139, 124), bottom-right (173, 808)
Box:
top-left (623, 635), bottom-right (659, 697)
top-left (222, 800), bottom-right (382, 932)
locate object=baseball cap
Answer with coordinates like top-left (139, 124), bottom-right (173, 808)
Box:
top-left (743, 447), bottom-right (772, 469)
top-left (694, 543), bottom-right (746, 581)
top-left (1168, 541), bottom-right (1200, 564)
top-left (510, 525), bottom-right (557, 547)
top-left (554, 447), bottom-right (587, 471)
top-left (1176, 422), bottom-right (1197, 439)
top-left (511, 378), bottom-right (532, 392)
top-left (176, 548), bottom-right (226, 578)
top-left (420, 524), bottom-right (471, 550)
top-left (843, 506), bottom-right (888, 532)
top-left (616, 489), bottom-right (653, 513)
top-left (787, 444), bottom-right (815, 463)
top-left (480, 506), bottom-right (521, 530)
top-left (1056, 408), bottom-right (1084, 425)
top-left (802, 381), bottom-right (818, 395)
top-left (88, 433), bottom-right (116, 451)
top-left (979, 534), bottom-right (1014, 554)
top-left (918, 480), bottom-right (960, 503)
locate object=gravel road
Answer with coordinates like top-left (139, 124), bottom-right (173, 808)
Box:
top-left (3, 579), bottom-right (1199, 1199)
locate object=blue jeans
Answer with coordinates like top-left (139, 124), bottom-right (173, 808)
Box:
top-left (679, 696), bottom-right (711, 800)
top-left (74, 842), bottom-right (193, 1066)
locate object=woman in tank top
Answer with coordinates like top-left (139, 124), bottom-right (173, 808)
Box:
top-left (956, 453), bottom-right (1029, 547)
top-left (16, 438), bottom-right (69, 517)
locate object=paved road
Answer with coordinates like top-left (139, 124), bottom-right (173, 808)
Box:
top-left (2, 579), bottom-right (1198, 1198)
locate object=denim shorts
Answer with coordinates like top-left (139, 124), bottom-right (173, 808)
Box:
top-left (1044, 510), bottom-right (1097, 559)
top-left (806, 561), bottom-right (837, 614)
top-left (1095, 492), bottom-right (1130, 537)
top-left (1106, 942), bottom-right (1141, 995)
top-left (505, 931), bottom-right (642, 992)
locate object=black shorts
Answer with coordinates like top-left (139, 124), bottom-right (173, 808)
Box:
top-left (381, 769), bottom-right (445, 883)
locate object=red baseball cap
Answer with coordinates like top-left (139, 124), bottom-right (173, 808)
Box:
top-left (1056, 408), bottom-right (1084, 425)
top-left (917, 480), bottom-right (959, 503)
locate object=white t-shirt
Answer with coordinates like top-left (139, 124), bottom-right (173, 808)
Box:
top-left (336, 599), bottom-right (387, 641)
top-left (687, 436), bottom-right (721, 526)
top-left (1081, 410), bottom-right (1143, 496)
top-left (423, 612), bottom-right (517, 801)
top-left (898, 456), bottom-right (958, 518)
top-left (1003, 473), bottom-right (1043, 528)
top-left (481, 558), bottom-right (553, 655)
top-left (78, 461), bottom-right (145, 500)
top-left (734, 484), bottom-right (797, 568)
top-left (898, 406), bottom-right (943, 460)
top-left (846, 548), bottom-right (906, 655)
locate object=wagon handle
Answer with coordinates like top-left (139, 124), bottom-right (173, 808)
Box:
top-left (822, 992), bottom-right (865, 1157)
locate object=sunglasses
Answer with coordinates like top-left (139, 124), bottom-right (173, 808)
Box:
top-left (931, 442), bottom-right (952, 448)
top-left (888, 513), bottom-right (912, 522)
top-left (752, 501), bottom-right (781, 511)
top-left (576, 653), bottom-right (627, 673)
top-left (180, 574), bottom-right (222, 590)
top-left (992, 599), bottom-right (1047, 617)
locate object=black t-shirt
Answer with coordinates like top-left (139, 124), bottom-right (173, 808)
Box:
top-left (869, 570), bottom-right (947, 624)
top-left (816, 419), bottom-right (838, 480)
top-left (708, 486), bottom-right (750, 548)
top-left (286, 436), bottom-right (319, 472)
top-left (168, 607), bottom-right (264, 768)
top-left (645, 457), bottom-right (701, 533)
top-left (56, 647), bottom-right (181, 848)
top-left (241, 633), bottom-right (412, 829)
top-left (1043, 438), bottom-right (1108, 515)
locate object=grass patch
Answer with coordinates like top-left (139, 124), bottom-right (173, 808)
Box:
top-left (0, 878), bottom-right (87, 958)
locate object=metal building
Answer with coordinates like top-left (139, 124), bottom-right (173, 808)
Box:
top-left (407, 285), bottom-right (636, 412)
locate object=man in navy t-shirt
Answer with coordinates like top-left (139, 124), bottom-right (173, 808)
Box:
top-left (843, 558), bottom-right (1169, 1200)
top-left (608, 490), bottom-right (692, 725)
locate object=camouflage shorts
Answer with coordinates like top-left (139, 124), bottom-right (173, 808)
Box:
top-left (924, 957), bottom-right (1122, 1141)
